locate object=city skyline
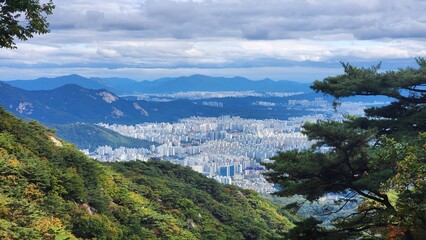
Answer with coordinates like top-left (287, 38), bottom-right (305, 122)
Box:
top-left (88, 96), bottom-right (375, 193)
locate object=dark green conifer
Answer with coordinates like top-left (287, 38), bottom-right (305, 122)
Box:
top-left (264, 59), bottom-right (426, 239)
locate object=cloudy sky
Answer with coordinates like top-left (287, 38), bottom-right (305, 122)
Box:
top-left (1, 0), bottom-right (425, 82)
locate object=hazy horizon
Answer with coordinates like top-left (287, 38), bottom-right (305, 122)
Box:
top-left (0, 73), bottom-right (316, 83)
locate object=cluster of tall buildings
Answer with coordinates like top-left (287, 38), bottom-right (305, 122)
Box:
top-left (288, 97), bottom-right (329, 107)
top-left (202, 101), bottom-right (224, 107)
top-left (134, 91), bottom-right (304, 101)
top-left (253, 101), bottom-right (276, 107)
top-left (89, 115), bottom-right (324, 193)
top-left (84, 97), bottom-right (386, 193)
top-left (88, 146), bottom-right (150, 162)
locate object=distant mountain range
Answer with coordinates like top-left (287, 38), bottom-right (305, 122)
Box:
top-left (0, 81), bottom-right (322, 125)
top-left (0, 81), bottom-right (390, 149)
top-left (0, 82), bottom-right (148, 124)
top-left (0, 81), bottom-right (210, 124)
top-left (4, 74), bottom-right (311, 94)
top-left (0, 81), bottom-right (319, 150)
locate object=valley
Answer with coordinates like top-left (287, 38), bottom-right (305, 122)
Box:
top-left (0, 75), bottom-right (387, 194)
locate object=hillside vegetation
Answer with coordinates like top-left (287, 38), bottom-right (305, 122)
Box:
top-left (50, 123), bottom-right (156, 151)
top-left (0, 106), bottom-right (293, 239)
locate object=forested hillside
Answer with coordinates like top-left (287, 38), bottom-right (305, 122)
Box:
top-left (0, 106), bottom-right (294, 239)
top-left (50, 123), bottom-right (156, 151)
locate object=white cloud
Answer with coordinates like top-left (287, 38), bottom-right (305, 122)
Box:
top-left (3, 37), bottom-right (424, 68)
top-left (1, 0), bottom-right (425, 81)
top-left (49, 0), bottom-right (426, 40)
top-left (97, 48), bottom-right (121, 58)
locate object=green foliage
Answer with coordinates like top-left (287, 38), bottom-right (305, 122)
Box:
top-left (72, 212), bottom-right (121, 240)
top-left (107, 160), bottom-right (294, 239)
top-left (0, 106), bottom-right (294, 239)
top-left (51, 123), bottom-right (156, 151)
top-left (382, 134), bottom-right (426, 239)
top-left (265, 121), bottom-right (379, 201)
top-left (312, 58), bottom-right (426, 135)
top-left (286, 217), bottom-right (330, 240)
top-left (0, 0), bottom-right (55, 48)
top-left (265, 60), bottom-right (426, 239)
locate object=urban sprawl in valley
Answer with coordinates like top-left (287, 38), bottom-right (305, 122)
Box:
top-left (83, 95), bottom-right (386, 193)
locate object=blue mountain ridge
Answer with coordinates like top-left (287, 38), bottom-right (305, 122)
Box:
top-left (0, 81), bottom-right (325, 125)
top-left (4, 74), bottom-right (311, 94)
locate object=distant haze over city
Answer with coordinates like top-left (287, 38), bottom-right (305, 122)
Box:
top-left (0, 0), bottom-right (424, 82)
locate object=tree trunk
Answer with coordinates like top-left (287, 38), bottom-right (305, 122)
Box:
top-left (404, 229), bottom-right (414, 240)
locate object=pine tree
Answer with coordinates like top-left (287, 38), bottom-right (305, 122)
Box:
top-left (264, 59), bottom-right (426, 239)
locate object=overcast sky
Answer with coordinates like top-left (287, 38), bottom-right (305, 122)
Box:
top-left (1, 0), bottom-right (425, 82)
